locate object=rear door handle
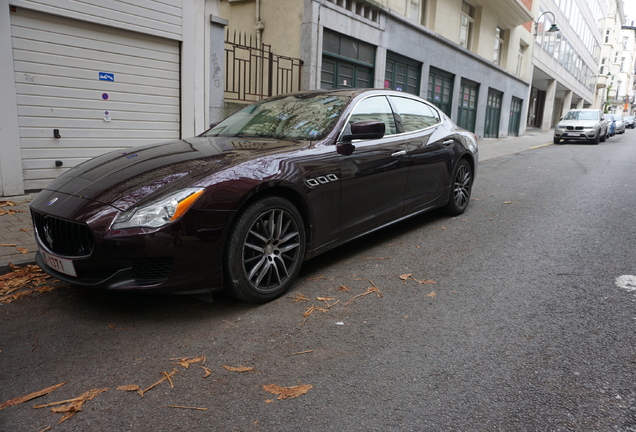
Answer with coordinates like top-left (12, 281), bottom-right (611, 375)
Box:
top-left (391, 150), bottom-right (407, 157)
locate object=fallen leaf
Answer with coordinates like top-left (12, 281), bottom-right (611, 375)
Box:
top-left (425, 291), bottom-right (437, 298)
top-left (504, 201), bottom-right (514, 204)
top-left (141, 369), bottom-right (178, 396)
top-left (171, 356), bottom-right (206, 369)
top-left (0, 382), bottom-right (67, 410)
top-left (16, 247), bottom-right (28, 254)
top-left (201, 366), bottom-right (214, 378)
top-left (293, 293), bottom-right (310, 302)
top-left (345, 279), bottom-right (383, 306)
top-left (0, 200), bottom-right (18, 207)
top-left (222, 365), bottom-right (255, 373)
top-left (286, 350), bottom-right (314, 357)
top-left (116, 385), bottom-right (144, 397)
top-left (306, 276), bottom-right (327, 281)
top-left (399, 273), bottom-right (413, 282)
top-left (301, 304), bottom-right (328, 323)
top-left (316, 297), bottom-right (335, 301)
top-left (338, 285), bottom-right (350, 292)
top-left (165, 405), bottom-right (208, 411)
top-left (35, 387), bottom-right (109, 424)
top-left (262, 384), bottom-right (313, 400)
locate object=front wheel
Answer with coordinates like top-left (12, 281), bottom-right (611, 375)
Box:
top-left (445, 159), bottom-right (473, 216)
top-left (225, 196), bottom-right (306, 303)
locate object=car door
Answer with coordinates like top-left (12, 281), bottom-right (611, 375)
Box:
top-left (337, 95), bottom-right (409, 237)
top-left (389, 96), bottom-right (455, 212)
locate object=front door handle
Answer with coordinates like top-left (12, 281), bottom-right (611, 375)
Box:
top-left (391, 150), bottom-right (407, 157)
top-left (443, 139), bottom-right (454, 145)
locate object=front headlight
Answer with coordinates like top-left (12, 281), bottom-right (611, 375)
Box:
top-left (111, 188), bottom-right (205, 229)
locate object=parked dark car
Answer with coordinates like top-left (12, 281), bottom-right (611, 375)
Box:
top-left (30, 89), bottom-right (478, 302)
top-left (554, 109), bottom-right (607, 144)
top-left (625, 116), bottom-right (635, 129)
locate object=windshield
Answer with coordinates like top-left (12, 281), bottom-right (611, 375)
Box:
top-left (204, 94), bottom-right (350, 140)
top-left (564, 111), bottom-right (598, 121)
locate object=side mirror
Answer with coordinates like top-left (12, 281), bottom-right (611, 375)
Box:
top-left (341, 121), bottom-right (385, 142)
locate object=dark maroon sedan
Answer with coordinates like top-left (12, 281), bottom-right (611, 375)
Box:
top-left (30, 89), bottom-right (478, 302)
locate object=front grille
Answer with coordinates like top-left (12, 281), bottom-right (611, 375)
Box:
top-left (31, 210), bottom-right (94, 257)
top-left (566, 126), bottom-right (585, 131)
top-left (132, 257), bottom-right (173, 285)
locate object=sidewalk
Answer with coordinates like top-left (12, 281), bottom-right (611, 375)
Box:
top-left (0, 128), bottom-right (555, 273)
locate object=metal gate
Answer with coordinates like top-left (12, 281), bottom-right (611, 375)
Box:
top-left (224, 31), bottom-right (303, 102)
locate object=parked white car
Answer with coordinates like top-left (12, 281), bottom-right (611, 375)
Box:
top-left (554, 109), bottom-right (608, 145)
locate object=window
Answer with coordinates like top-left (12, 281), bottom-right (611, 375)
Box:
top-left (516, 44), bottom-right (526, 76)
top-left (459, 1), bottom-right (474, 49)
top-left (621, 57), bottom-right (625, 71)
top-left (493, 27), bottom-right (505, 65)
top-left (389, 96), bottom-right (440, 132)
top-left (623, 37), bottom-right (628, 50)
top-left (348, 96), bottom-right (397, 135)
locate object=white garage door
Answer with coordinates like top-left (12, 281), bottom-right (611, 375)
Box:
top-left (11, 8), bottom-right (181, 190)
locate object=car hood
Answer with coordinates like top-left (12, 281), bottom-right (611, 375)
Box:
top-left (41, 137), bottom-right (311, 212)
top-left (558, 120), bottom-right (600, 127)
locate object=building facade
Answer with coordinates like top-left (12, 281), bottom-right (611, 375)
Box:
top-left (220, 0), bottom-right (534, 140)
top-left (528, 0), bottom-right (605, 130)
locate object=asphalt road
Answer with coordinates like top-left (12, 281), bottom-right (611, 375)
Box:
top-left (1, 132), bottom-right (636, 431)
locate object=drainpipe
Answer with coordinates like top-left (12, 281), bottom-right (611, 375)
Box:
top-left (255, 0), bottom-right (264, 47)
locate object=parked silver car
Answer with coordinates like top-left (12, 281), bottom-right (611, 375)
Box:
top-left (609, 114), bottom-right (626, 134)
top-left (625, 115), bottom-right (635, 129)
top-left (554, 109), bottom-right (608, 144)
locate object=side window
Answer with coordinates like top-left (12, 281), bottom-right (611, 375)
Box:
top-left (390, 96), bottom-right (440, 132)
top-left (348, 96), bottom-right (397, 135)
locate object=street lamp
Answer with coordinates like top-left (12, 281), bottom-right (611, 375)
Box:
top-left (534, 11), bottom-right (560, 36)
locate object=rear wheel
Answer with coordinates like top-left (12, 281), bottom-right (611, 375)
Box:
top-left (225, 196), bottom-right (305, 303)
top-left (445, 159), bottom-right (473, 216)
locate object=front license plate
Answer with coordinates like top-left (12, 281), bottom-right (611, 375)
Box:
top-left (41, 249), bottom-right (77, 277)
top-left (565, 133), bottom-right (581, 137)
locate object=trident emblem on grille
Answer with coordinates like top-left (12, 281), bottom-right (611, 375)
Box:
top-left (43, 220), bottom-right (54, 248)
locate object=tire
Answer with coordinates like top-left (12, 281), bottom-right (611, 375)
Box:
top-left (601, 131), bottom-right (606, 142)
top-left (553, 136), bottom-right (561, 144)
top-left (445, 159), bottom-right (473, 216)
top-left (225, 196), bottom-right (306, 303)
top-left (591, 134), bottom-right (600, 144)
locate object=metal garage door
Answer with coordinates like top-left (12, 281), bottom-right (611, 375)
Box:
top-left (11, 8), bottom-right (180, 190)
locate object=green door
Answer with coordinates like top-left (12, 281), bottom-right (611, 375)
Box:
top-left (508, 97), bottom-right (523, 136)
top-left (457, 80), bottom-right (478, 132)
top-left (485, 89), bottom-right (503, 138)
top-left (427, 68), bottom-right (454, 116)
top-left (321, 31), bottom-right (374, 89)
top-left (385, 53), bottom-right (420, 94)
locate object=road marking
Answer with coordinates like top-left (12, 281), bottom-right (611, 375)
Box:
top-left (615, 275), bottom-right (636, 292)
top-left (530, 143), bottom-right (554, 149)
